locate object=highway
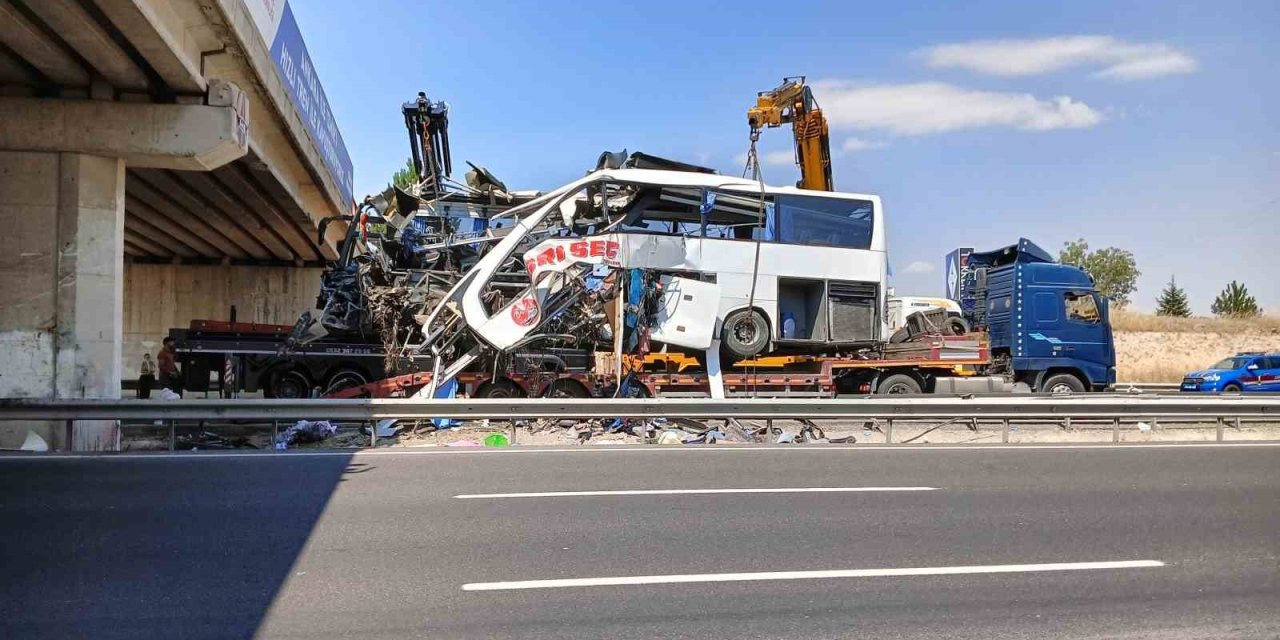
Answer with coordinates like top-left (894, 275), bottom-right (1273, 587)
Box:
top-left (2, 444), bottom-right (1278, 639)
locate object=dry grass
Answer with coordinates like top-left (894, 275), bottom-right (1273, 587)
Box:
top-left (1113, 310), bottom-right (1280, 382)
top-left (1111, 309), bottom-right (1280, 334)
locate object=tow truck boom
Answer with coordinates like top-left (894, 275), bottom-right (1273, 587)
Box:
top-left (747, 76), bottom-right (833, 191)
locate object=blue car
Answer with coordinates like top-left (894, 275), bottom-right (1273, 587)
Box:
top-left (1181, 352), bottom-right (1280, 393)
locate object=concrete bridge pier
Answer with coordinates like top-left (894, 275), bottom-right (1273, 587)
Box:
top-left (0, 152), bottom-right (125, 450)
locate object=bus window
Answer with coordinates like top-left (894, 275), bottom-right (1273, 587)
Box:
top-left (774, 195), bottom-right (873, 249)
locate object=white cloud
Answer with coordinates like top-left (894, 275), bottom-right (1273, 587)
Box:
top-left (814, 81), bottom-right (1102, 135)
top-left (903, 260), bottom-right (935, 275)
top-left (918, 35), bottom-right (1197, 80)
top-left (732, 149), bottom-right (797, 168)
top-left (762, 150), bottom-right (796, 166)
top-left (840, 137), bottom-right (882, 152)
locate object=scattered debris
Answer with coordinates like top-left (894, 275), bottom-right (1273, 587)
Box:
top-left (276, 420), bottom-right (338, 449)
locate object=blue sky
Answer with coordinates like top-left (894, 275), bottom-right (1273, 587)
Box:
top-left (292, 0), bottom-right (1278, 314)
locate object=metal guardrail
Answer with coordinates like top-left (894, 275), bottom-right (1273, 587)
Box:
top-left (2, 395), bottom-right (1277, 421)
top-left (1114, 382), bottom-right (1181, 391)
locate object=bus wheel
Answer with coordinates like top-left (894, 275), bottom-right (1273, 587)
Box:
top-left (474, 379), bottom-right (525, 399)
top-left (721, 308), bottom-right (769, 360)
top-left (876, 374), bottom-right (922, 395)
top-left (266, 369), bottom-right (311, 399)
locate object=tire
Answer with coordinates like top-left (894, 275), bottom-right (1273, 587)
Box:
top-left (721, 308), bottom-right (769, 361)
top-left (877, 373), bottom-right (922, 395)
top-left (945, 316), bottom-right (970, 336)
top-left (1221, 383), bottom-right (1242, 394)
top-left (543, 378), bottom-right (590, 398)
top-left (474, 379), bottom-right (524, 399)
top-left (324, 368), bottom-right (368, 395)
top-left (1041, 373), bottom-right (1085, 394)
top-left (266, 368), bottom-right (311, 399)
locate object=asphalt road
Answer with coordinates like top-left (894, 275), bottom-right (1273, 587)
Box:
top-left (2, 443), bottom-right (1279, 639)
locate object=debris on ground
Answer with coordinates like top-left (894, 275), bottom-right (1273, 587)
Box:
top-left (276, 420), bottom-right (338, 449)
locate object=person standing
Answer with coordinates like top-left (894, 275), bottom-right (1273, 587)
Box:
top-left (157, 337), bottom-right (182, 396)
top-left (137, 353), bottom-right (156, 399)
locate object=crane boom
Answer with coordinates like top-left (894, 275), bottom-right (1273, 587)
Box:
top-left (746, 76), bottom-right (833, 191)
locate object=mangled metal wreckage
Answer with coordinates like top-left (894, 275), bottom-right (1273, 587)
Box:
top-left (293, 149), bottom-right (889, 398)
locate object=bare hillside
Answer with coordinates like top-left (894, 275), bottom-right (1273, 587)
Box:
top-left (1112, 311), bottom-right (1279, 382)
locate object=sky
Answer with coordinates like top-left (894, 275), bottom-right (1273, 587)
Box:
top-left (290, 0), bottom-right (1279, 314)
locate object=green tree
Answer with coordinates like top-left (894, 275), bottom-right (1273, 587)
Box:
top-left (1059, 239), bottom-right (1141, 307)
top-left (1210, 281), bottom-right (1260, 318)
top-left (389, 157), bottom-right (417, 189)
top-left (1155, 276), bottom-right (1191, 317)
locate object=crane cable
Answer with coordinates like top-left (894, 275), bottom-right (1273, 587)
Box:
top-left (741, 129), bottom-right (768, 400)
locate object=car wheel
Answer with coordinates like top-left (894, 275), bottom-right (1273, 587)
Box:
top-left (1221, 383), bottom-right (1242, 394)
top-left (876, 373), bottom-right (922, 395)
top-left (1041, 373), bottom-right (1085, 394)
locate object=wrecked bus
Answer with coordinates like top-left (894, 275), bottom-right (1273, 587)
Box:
top-left (454, 168), bottom-right (886, 360)
top-left (398, 166), bottom-right (1115, 398)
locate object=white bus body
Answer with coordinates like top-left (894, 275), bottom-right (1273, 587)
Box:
top-left (436, 168), bottom-right (887, 357)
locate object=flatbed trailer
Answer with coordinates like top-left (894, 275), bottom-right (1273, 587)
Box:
top-left (170, 320), bottom-right (423, 398)
top-left (327, 334), bottom-right (992, 399)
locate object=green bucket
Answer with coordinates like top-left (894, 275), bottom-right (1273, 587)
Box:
top-left (483, 433), bottom-right (510, 448)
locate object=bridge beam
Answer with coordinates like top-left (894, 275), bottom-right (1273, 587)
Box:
top-left (0, 84), bottom-right (248, 171)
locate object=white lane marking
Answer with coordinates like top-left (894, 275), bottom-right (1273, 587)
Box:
top-left (462, 560), bottom-right (1165, 591)
top-left (455, 487), bottom-right (938, 499)
top-left (3, 442), bottom-right (1278, 461)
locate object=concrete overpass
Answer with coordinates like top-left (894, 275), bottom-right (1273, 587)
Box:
top-left (0, 0), bottom-right (353, 448)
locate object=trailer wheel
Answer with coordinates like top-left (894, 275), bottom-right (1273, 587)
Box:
top-left (324, 368), bottom-right (368, 396)
top-left (474, 379), bottom-right (525, 399)
top-left (1041, 373), bottom-right (1085, 394)
top-left (876, 373), bottom-right (922, 395)
top-left (543, 378), bottom-right (590, 398)
top-left (266, 368), bottom-right (311, 399)
top-left (721, 308), bottom-right (769, 361)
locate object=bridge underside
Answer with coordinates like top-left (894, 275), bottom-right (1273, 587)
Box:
top-left (0, 0), bottom-right (349, 449)
top-left (124, 154), bottom-right (331, 266)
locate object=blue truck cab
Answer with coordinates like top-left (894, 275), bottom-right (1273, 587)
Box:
top-left (946, 239), bottom-right (1116, 392)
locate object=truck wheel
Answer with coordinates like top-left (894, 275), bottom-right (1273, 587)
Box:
top-left (721, 309), bottom-right (769, 361)
top-left (1041, 373), bottom-right (1085, 394)
top-left (945, 317), bottom-right (970, 336)
top-left (877, 374), bottom-right (922, 395)
top-left (474, 379), bottom-right (524, 399)
top-left (324, 369), bottom-right (368, 395)
top-left (266, 369), bottom-right (311, 399)
top-left (543, 378), bottom-right (590, 398)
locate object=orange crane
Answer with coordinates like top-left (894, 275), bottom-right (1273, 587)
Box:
top-left (746, 76), bottom-right (834, 191)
